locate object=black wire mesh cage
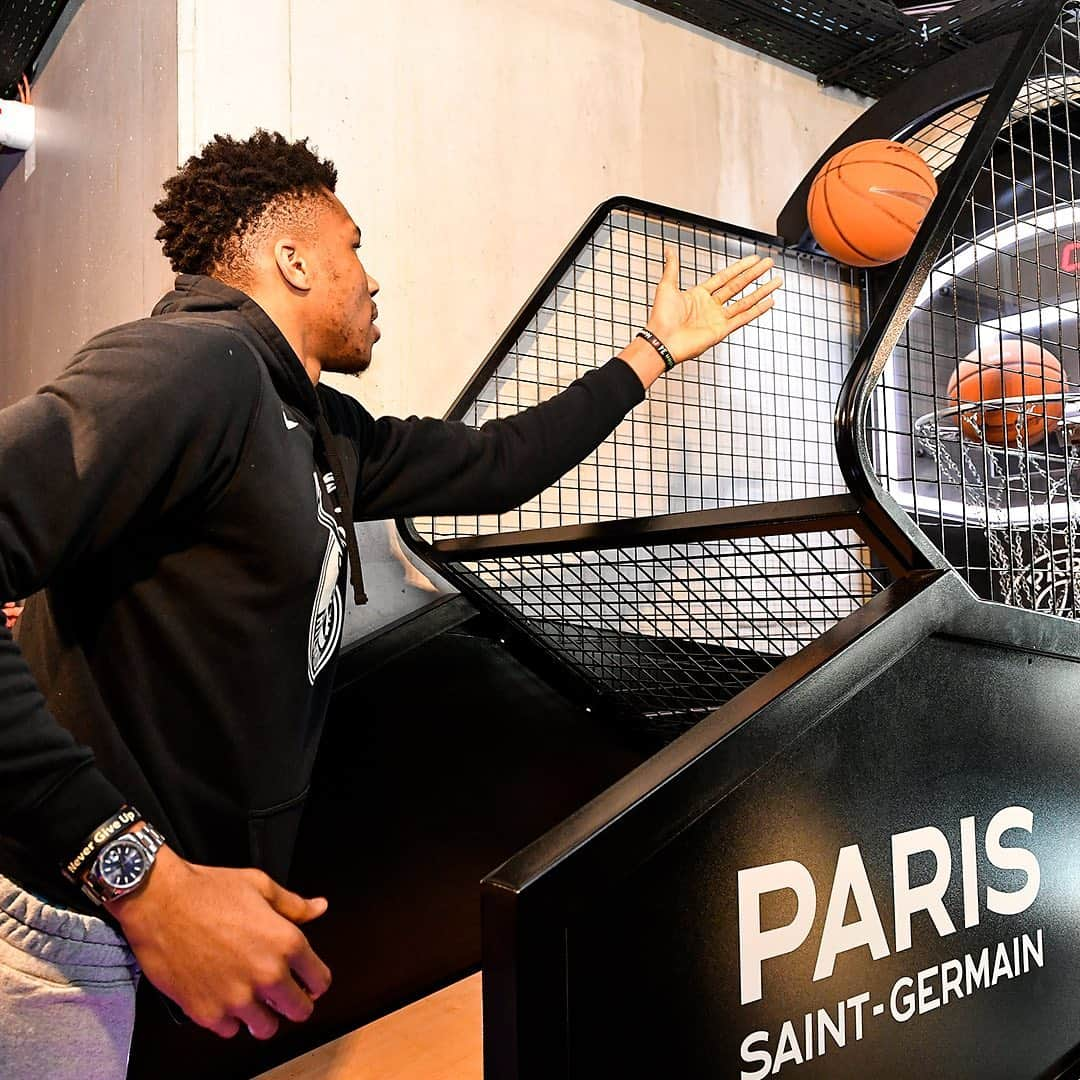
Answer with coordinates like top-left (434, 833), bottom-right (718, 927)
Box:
top-left (873, 3), bottom-right (1080, 618)
top-left (414, 207), bottom-right (865, 539)
top-left (456, 530), bottom-right (888, 736)
top-left (408, 204), bottom-right (885, 738)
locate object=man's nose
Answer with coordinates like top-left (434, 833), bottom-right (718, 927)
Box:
top-left (367, 274), bottom-right (380, 297)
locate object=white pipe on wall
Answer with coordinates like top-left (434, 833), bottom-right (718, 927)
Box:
top-left (0, 99), bottom-right (34, 150)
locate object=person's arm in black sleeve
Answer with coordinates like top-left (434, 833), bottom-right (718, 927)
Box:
top-left (337, 249), bottom-right (783, 520)
top-left (345, 355), bottom-right (645, 518)
top-left (0, 321), bottom-right (256, 865)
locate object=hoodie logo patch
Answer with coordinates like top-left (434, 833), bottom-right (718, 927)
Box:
top-left (308, 472), bottom-right (346, 684)
top-left (283, 409), bottom-right (300, 431)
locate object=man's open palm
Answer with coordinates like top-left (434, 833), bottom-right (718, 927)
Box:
top-left (647, 249), bottom-right (782, 364)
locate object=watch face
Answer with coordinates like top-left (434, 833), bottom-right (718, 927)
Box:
top-left (99, 840), bottom-right (146, 888)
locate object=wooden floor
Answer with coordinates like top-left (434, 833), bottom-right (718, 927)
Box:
top-left (255, 974), bottom-right (483, 1080)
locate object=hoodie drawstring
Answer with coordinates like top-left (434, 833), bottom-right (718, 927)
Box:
top-left (315, 414), bottom-right (368, 606)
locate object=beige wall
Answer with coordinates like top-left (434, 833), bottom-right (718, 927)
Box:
top-left (180, 0), bottom-right (869, 419)
top-left (0, 0), bottom-right (177, 408)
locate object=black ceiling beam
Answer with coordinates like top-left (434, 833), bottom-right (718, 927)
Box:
top-left (816, 0), bottom-right (1010, 86)
top-left (637, 0), bottom-right (1041, 97)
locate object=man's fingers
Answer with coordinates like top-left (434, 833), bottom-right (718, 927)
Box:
top-left (288, 937), bottom-right (333, 1000)
top-left (206, 1015), bottom-right (242, 1039)
top-left (660, 247), bottom-right (680, 288)
top-left (726, 275), bottom-right (783, 314)
top-left (260, 875), bottom-right (328, 924)
top-left (260, 974), bottom-right (316, 1024)
top-left (728, 295), bottom-right (776, 332)
top-left (234, 1000), bottom-right (281, 1040)
top-left (701, 254), bottom-right (766, 295)
top-left (711, 257), bottom-right (775, 304)
top-left (292, 895), bottom-right (328, 924)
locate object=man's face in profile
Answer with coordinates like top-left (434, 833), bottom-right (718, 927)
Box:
top-left (308, 193), bottom-right (381, 375)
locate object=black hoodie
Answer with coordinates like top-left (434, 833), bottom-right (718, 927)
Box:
top-left (0, 274), bottom-right (645, 913)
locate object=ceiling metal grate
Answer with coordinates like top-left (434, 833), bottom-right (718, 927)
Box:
top-left (0, 2), bottom-right (1045, 105)
top-left (637, 0), bottom-right (1044, 98)
top-left (1, 0), bottom-right (72, 101)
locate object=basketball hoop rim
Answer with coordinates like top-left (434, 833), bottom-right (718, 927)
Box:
top-left (913, 390), bottom-right (1080, 438)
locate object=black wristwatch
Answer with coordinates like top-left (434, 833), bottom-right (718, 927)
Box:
top-left (79, 822), bottom-right (167, 907)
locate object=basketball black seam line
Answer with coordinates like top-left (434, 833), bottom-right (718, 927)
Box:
top-left (807, 179), bottom-right (820, 240)
top-left (819, 179), bottom-right (876, 263)
top-left (832, 142), bottom-right (866, 171)
top-left (824, 155), bottom-right (937, 189)
top-left (817, 158), bottom-right (936, 194)
top-left (820, 180), bottom-right (877, 264)
top-left (835, 167), bottom-right (919, 237)
top-left (955, 365), bottom-right (1063, 385)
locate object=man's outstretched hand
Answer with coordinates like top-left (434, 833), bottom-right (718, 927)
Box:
top-left (619, 249), bottom-right (782, 388)
top-left (108, 845), bottom-right (331, 1040)
top-left (649, 249), bottom-right (782, 363)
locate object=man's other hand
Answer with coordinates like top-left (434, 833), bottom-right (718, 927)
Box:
top-left (2, 601), bottom-right (24, 630)
top-left (108, 845), bottom-right (331, 1039)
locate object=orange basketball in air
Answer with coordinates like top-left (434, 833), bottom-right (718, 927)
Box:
top-left (947, 339), bottom-right (1065, 447)
top-left (807, 140), bottom-right (937, 268)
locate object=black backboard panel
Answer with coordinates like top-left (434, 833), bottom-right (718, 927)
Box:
top-left (563, 631), bottom-right (1080, 1077)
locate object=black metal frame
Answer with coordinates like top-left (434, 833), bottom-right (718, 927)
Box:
top-left (390, 4), bottom-right (1080, 1076)
top-left (418, 494), bottom-right (912, 578)
top-left (0, 0), bottom-right (75, 101)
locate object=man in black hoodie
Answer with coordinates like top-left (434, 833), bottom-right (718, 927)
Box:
top-left (0, 130), bottom-right (780, 1064)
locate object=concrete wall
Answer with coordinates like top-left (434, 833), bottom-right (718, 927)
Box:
top-left (0, 0), bottom-right (177, 408)
top-left (179, 0), bottom-right (869, 420)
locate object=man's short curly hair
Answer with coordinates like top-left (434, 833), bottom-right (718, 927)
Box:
top-left (153, 129), bottom-right (339, 285)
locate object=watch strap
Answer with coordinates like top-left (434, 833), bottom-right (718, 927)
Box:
top-left (134, 823), bottom-right (166, 857)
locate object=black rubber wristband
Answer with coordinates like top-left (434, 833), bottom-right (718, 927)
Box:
top-left (636, 328), bottom-right (676, 371)
top-left (62, 804), bottom-right (143, 882)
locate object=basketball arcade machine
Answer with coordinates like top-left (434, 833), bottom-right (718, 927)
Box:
top-left (402, 2), bottom-right (1080, 1075)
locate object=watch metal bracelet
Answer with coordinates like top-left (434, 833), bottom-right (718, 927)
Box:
top-left (80, 822), bottom-right (167, 907)
top-left (135, 822), bottom-right (166, 857)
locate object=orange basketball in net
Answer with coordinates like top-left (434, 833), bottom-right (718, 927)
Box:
top-left (946, 339), bottom-right (1065, 447)
top-left (807, 140), bottom-right (937, 267)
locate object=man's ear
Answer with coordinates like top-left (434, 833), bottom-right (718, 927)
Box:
top-left (273, 238), bottom-right (312, 292)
